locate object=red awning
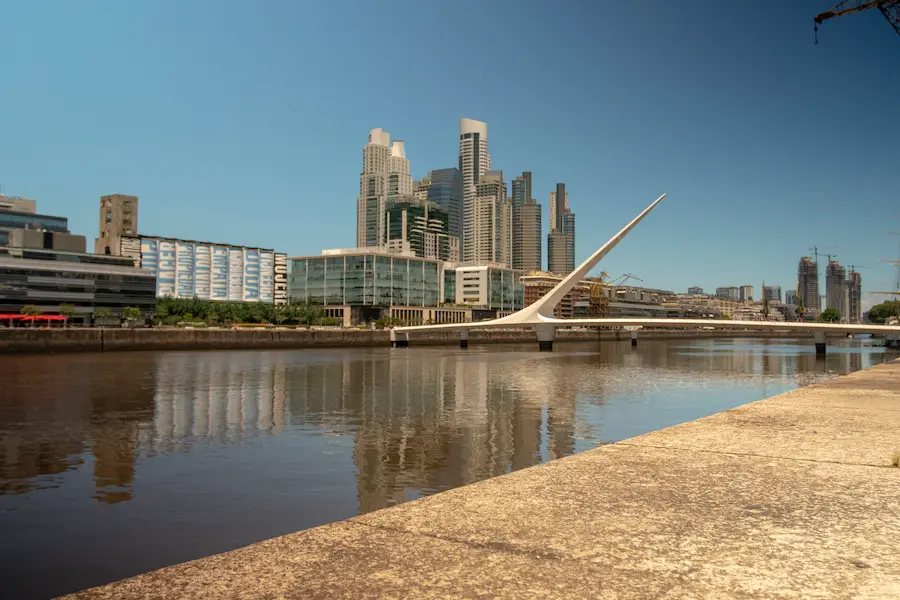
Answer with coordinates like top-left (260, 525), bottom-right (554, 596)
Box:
top-left (18, 315), bottom-right (69, 321)
top-left (0, 314), bottom-right (24, 319)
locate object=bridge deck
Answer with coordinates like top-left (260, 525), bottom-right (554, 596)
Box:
top-left (64, 360), bottom-right (900, 599)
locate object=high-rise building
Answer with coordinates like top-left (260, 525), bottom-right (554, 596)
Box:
top-left (511, 172), bottom-right (542, 272)
top-left (413, 175), bottom-right (431, 204)
top-left (356, 128), bottom-right (410, 248)
top-left (384, 200), bottom-right (459, 262)
top-left (424, 168), bottom-right (463, 257)
top-left (547, 183), bottom-right (575, 275)
top-left (715, 286), bottom-right (740, 300)
top-left (797, 256), bottom-right (820, 313)
top-left (763, 285), bottom-right (782, 302)
top-left (848, 270), bottom-right (862, 324)
top-left (826, 260), bottom-right (848, 321)
top-left (739, 285), bottom-right (753, 302)
top-left (470, 170), bottom-right (512, 267)
top-left (459, 118), bottom-right (490, 263)
top-left (687, 286), bottom-right (703, 295)
top-left (785, 290), bottom-right (798, 305)
top-left (94, 194), bottom-right (138, 255)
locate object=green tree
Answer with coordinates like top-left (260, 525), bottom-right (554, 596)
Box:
top-left (867, 300), bottom-right (900, 324)
top-left (123, 307), bottom-right (142, 324)
top-left (95, 307), bottom-right (113, 318)
top-left (20, 304), bottom-right (41, 328)
top-left (59, 303), bottom-right (76, 327)
top-left (818, 307), bottom-right (841, 323)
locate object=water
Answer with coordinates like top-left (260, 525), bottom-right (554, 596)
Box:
top-left (0, 338), bottom-right (889, 599)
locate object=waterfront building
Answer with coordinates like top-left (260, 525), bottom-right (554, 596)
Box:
top-left (384, 200), bottom-right (459, 262)
top-left (687, 286), bottom-right (703, 295)
top-left (0, 204), bottom-right (69, 247)
top-left (424, 168), bottom-right (463, 258)
top-left (116, 235), bottom-right (280, 303)
top-left (785, 289), bottom-right (798, 306)
top-left (94, 194), bottom-right (138, 256)
top-left (848, 270), bottom-right (862, 324)
top-left (826, 260), bottom-right (848, 321)
top-left (547, 183), bottom-right (575, 275)
top-left (522, 273), bottom-right (607, 318)
top-left (512, 172), bottom-right (542, 272)
top-left (798, 256), bottom-right (820, 313)
top-left (455, 264), bottom-right (523, 312)
top-left (470, 171), bottom-right (512, 267)
top-left (459, 118), bottom-right (491, 263)
top-left (764, 285), bottom-right (782, 302)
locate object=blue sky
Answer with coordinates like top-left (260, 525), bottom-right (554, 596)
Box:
top-left (1, 0), bottom-right (897, 305)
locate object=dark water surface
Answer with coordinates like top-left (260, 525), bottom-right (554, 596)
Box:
top-left (0, 338), bottom-right (889, 598)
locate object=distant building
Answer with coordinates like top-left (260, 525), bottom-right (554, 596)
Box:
top-left (739, 285), bottom-right (753, 302)
top-left (763, 285), bottom-right (782, 302)
top-left (715, 286), bottom-right (740, 301)
top-left (547, 183), bottom-right (575, 275)
top-left (357, 129), bottom-right (410, 248)
top-left (0, 205), bottom-right (69, 247)
top-left (117, 235), bottom-right (281, 303)
top-left (522, 273), bottom-right (607, 318)
top-left (511, 172), bottom-right (542, 272)
top-left (0, 194), bottom-right (37, 213)
top-left (798, 256), bottom-right (820, 312)
top-left (471, 170), bottom-right (512, 267)
top-left (460, 118), bottom-right (491, 263)
top-left (826, 260), bottom-right (848, 321)
top-left (687, 286), bottom-right (703, 295)
top-left (94, 194), bottom-right (138, 256)
top-left (848, 270), bottom-right (862, 324)
top-left (785, 290), bottom-right (798, 305)
top-left (9, 228), bottom-right (87, 254)
top-left (384, 200), bottom-right (459, 262)
top-left (424, 168), bottom-right (463, 257)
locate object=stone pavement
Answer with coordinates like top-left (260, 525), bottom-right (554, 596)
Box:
top-left (63, 361), bottom-right (900, 599)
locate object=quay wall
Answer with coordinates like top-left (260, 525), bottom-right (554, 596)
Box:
top-left (0, 327), bottom-right (836, 355)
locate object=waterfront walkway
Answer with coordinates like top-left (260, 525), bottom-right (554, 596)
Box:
top-left (65, 361), bottom-right (900, 599)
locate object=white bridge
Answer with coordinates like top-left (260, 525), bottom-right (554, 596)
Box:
top-left (390, 193), bottom-right (900, 354)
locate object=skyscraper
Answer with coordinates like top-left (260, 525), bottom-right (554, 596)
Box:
top-left (356, 128), bottom-right (410, 248)
top-left (384, 200), bottom-right (459, 262)
top-left (459, 118), bottom-right (490, 263)
top-left (739, 285), bottom-right (753, 302)
top-left (95, 194), bottom-right (139, 255)
top-left (547, 183), bottom-right (575, 275)
top-left (425, 168), bottom-right (463, 257)
top-left (512, 172), bottom-right (542, 272)
top-left (826, 260), bottom-right (848, 321)
top-left (797, 256), bottom-right (820, 313)
top-left (471, 170), bottom-right (512, 267)
top-left (785, 290), bottom-right (798, 306)
top-left (764, 285), bottom-right (782, 302)
top-left (848, 270), bottom-right (862, 323)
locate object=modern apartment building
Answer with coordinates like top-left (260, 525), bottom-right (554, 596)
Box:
top-left (470, 170), bottom-right (512, 267)
top-left (687, 286), bottom-right (703, 295)
top-left (798, 256), bottom-right (820, 313)
top-left (384, 200), bottom-right (459, 262)
top-left (763, 285), bottom-right (782, 302)
top-left (826, 260), bottom-right (848, 320)
top-left (715, 286), bottom-right (740, 301)
top-left (422, 168), bottom-right (463, 257)
top-left (739, 285), bottom-right (753, 302)
top-left (512, 172), bottom-right (542, 272)
top-left (547, 183), bottom-right (575, 275)
top-left (117, 235), bottom-right (281, 303)
top-left (848, 270), bottom-right (862, 323)
top-left (357, 128), bottom-right (411, 248)
top-left (459, 118), bottom-right (491, 263)
top-left (94, 194), bottom-right (138, 255)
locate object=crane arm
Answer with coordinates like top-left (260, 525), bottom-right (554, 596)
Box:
top-left (814, 0), bottom-right (900, 41)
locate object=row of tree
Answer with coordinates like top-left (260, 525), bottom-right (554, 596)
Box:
top-left (152, 297), bottom-right (339, 326)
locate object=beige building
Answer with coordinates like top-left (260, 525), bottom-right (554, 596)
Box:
top-left (94, 194), bottom-right (138, 255)
top-left (471, 170), bottom-right (512, 267)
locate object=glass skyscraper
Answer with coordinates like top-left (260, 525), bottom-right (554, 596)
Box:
top-left (426, 168), bottom-right (463, 257)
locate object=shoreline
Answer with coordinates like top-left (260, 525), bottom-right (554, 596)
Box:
top-left (0, 327), bottom-right (856, 355)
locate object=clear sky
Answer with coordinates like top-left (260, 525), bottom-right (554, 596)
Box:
top-left (1, 0), bottom-right (897, 306)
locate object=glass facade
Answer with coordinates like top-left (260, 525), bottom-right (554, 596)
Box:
top-left (0, 208), bottom-right (69, 246)
top-left (426, 169), bottom-right (463, 255)
top-left (288, 253), bottom-right (443, 307)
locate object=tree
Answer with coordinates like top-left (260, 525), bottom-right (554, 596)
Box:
top-left (818, 307), bottom-right (841, 323)
top-left (59, 303), bottom-right (76, 328)
top-left (95, 307), bottom-right (113, 318)
top-left (123, 307), bottom-right (142, 325)
top-left (867, 300), bottom-right (900, 324)
top-left (20, 304), bottom-right (41, 328)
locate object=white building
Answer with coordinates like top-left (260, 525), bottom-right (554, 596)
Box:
top-left (471, 170), bottom-right (512, 267)
top-left (455, 264), bottom-right (523, 311)
top-left (356, 128), bottom-right (412, 249)
top-left (388, 140), bottom-right (412, 203)
top-left (459, 118), bottom-right (491, 263)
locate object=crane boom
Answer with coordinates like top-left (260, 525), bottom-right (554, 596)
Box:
top-left (814, 0), bottom-right (900, 41)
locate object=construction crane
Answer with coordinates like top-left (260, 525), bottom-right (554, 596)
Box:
top-left (814, 1), bottom-right (900, 43)
top-left (608, 273), bottom-right (643, 286)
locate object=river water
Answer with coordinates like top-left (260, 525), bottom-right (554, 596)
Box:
top-left (0, 338), bottom-right (889, 598)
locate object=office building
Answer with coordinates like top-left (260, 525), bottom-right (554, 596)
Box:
top-left (785, 290), bottom-right (798, 306)
top-left (94, 194), bottom-right (138, 255)
top-left (470, 170), bottom-right (512, 267)
top-left (763, 285), bottom-right (782, 302)
top-left (384, 200), bottom-right (459, 262)
top-left (547, 183), bottom-right (575, 275)
top-left (512, 172), bottom-right (542, 272)
top-left (715, 286), bottom-right (741, 301)
top-left (387, 140), bottom-right (412, 204)
top-left (798, 256), bottom-right (820, 313)
top-left (423, 168), bottom-right (463, 257)
top-left (413, 175), bottom-right (431, 204)
top-left (357, 128), bottom-right (411, 248)
top-left (459, 118), bottom-right (491, 263)
top-left (687, 286), bottom-right (703, 295)
top-left (455, 264), bottom-right (523, 312)
top-left (848, 270), bottom-right (862, 324)
top-left (116, 235), bottom-right (280, 303)
top-left (0, 204), bottom-right (69, 247)
top-left (826, 260), bottom-right (848, 320)
top-left (739, 285), bottom-right (753, 302)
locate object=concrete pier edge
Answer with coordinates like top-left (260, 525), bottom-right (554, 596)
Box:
top-left (61, 360), bottom-right (900, 599)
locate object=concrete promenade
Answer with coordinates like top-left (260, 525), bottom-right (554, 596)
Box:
top-left (63, 361), bottom-right (900, 599)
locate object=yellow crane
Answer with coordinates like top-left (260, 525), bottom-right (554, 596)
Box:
top-left (814, 1), bottom-right (900, 42)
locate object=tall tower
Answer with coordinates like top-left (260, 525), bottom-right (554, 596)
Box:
top-left (387, 140), bottom-right (412, 205)
top-left (547, 183), bottom-right (575, 275)
top-left (848, 270), bottom-right (862, 324)
top-left (459, 118), bottom-right (490, 263)
top-left (425, 168), bottom-right (463, 257)
top-left (826, 260), bottom-right (848, 321)
top-left (94, 194), bottom-right (138, 255)
top-left (471, 170), bottom-right (511, 267)
top-left (797, 256), bottom-right (820, 313)
top-left (512, 172), bottom-right (541, 271)
top-left (357, 128), bottom-right (392, 248)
